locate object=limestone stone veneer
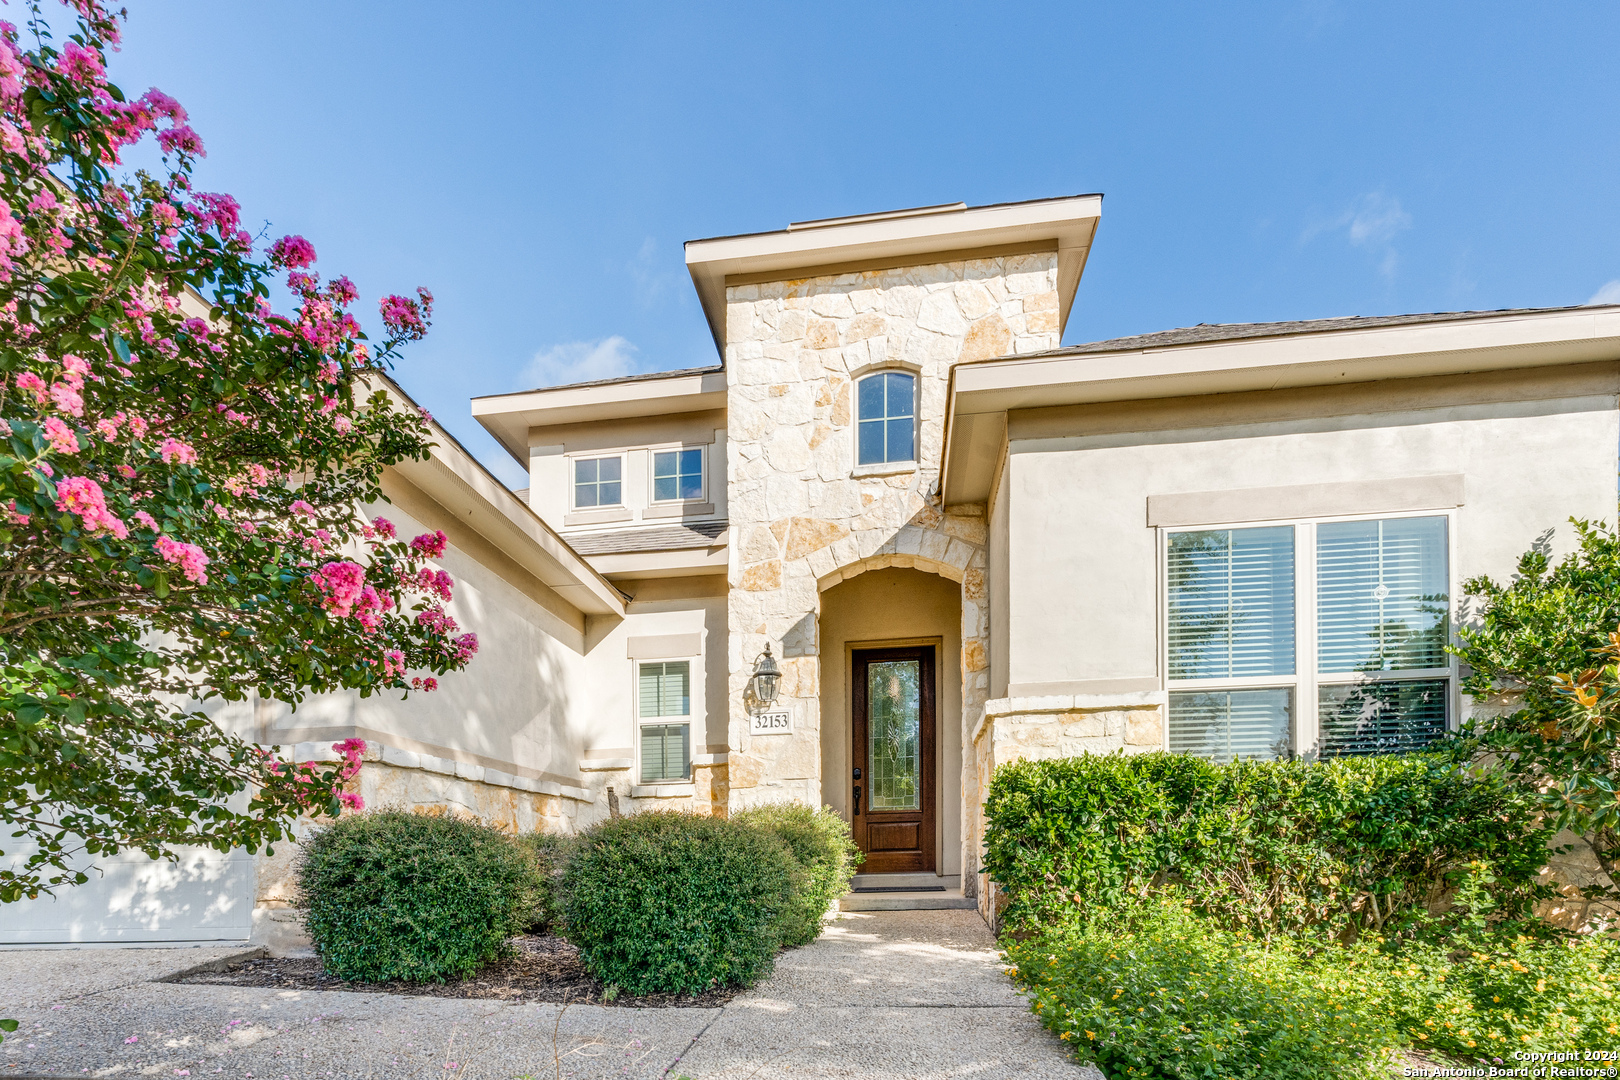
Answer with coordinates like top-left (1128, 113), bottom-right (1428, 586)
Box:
top-left (722, 251), bottom-right (1063, 893)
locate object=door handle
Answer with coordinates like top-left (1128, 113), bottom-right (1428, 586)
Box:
top-left (853, 785), bottom-right (861, 816)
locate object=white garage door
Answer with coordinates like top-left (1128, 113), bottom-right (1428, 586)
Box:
top-left (0, 844), bottom-right (254, 945)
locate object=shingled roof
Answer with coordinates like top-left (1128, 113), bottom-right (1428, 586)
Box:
top-left (1046, 305), bottom-right (1593, 357)
top-left (566, 519), bottom-right (728, 556)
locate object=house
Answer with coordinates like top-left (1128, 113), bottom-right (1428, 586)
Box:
top-left (4, 194), bottom-right (1617, 946)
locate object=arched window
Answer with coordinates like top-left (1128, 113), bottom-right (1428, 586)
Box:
top-left (856, 370), bottom-right (915, 466)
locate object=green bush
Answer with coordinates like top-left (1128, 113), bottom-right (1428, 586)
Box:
top-left (1008, 898), bottom-right (1398, 1079)
top-left (559, 810), bottom-right (797, 994)
top-left (297, 808), bottom-right (541, 983)
top-left (982, 751), bottom-right (1551, 938)
top-left (515, 831), bottom-right (578, 934)
top-left (734, 803), bottom-right (863, 946)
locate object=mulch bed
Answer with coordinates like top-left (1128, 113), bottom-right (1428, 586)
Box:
top-left (174, 934), bottom-right (739, 1008)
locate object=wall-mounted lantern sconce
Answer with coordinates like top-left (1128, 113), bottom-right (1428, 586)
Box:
top-left (749, 644), bottom-right (781, 708)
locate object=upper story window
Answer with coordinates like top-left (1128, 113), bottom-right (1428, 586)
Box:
top-left (572, 455), bottom-right (622, 509)
top-left (856, 371), bottom-right (916, 467)
top-left (652, 448), bottom-right (704, 502)
top-left (1164, 513), bottom-right (1451, 763)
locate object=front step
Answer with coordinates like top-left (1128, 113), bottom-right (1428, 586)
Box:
top-left (840, 873), bottom-right (975, 911)
top-left (851, 872), bottom-right (961, 891)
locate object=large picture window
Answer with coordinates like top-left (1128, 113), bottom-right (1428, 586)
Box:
top-left (1165, 513), bottom-right (1451, 762)
top-left (638, 660), bottom-right (691, 783)
top-left (856, 371), bottom-right (915, 466)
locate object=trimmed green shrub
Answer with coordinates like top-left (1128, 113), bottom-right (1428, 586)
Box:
top-left (559, 810), bottom-right (796, 994)
top-left (297, 808), bottom-right (541, 983)
top-left (982, 751), bottom-right (1551, 938)
top-left (516, 831), bottom-right (578, 934)
top-left (1008, 898), bottom-right (1399, 1079)
top-left (734, 803), bottom-right (863, 946)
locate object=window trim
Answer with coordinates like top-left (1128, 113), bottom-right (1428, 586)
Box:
top-left (568, 452), bottom-right (626, 511)
top-left (1158, 507), bottom-right (1459, 759)
top-left (649, 445), bottom-right (706, 505)
top-left (634, 655), bottom-right (697, 785)
top-left (853, 369), bottom-right (919, 469)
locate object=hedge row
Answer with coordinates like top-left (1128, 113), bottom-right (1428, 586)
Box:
top-left (298, 803), bottom-right (860, 992)
top-left (981, 751), bottom-right (1553, 939)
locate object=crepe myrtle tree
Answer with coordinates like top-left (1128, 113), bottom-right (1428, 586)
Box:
top-left (0, 1), bottom-right (478, 902)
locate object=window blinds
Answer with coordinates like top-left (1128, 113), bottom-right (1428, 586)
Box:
top-left (640, 723), bottom-right (690, 782)
top-left (638, 662), bottom-right (690, 718)
top-left (1319, 679), bottom-right (1447, 756)
top-left (1316, 516), bottom-right (1448, 673)
top-left (1167, 526), bottom-right (1296, 680)
top-left (1168, 689), bottom-right (1292, 763)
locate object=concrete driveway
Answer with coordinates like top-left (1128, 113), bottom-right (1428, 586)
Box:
top-left (0, 910), bottom-right (1099, 1079)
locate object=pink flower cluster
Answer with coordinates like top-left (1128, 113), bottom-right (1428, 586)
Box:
top-left (451, 633), bottom-right (478, 663)
top-left (55, 475), bottom-right (127, 538)
top-left (269, 235), bottom-right (315, 269)
top-left (416, 607), bottom-right (458, 636)
top-left (157, 437), bottom-right (197, 464)
top-left (44, 416), bottom-right (79, 454)
top-left (153, 535), bottom-right (209, 584)
top-left (415, 567), bottom-right (453, 603)
top-left (409, 530), bottom-right (447, 559)
top-left (379, 287), bottom-right (433, 342)
top-left (309, 560), bottom-right (389, 631)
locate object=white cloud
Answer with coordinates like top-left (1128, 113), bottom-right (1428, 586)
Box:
top-left (518, 335), bottom-right (640, 389)
top-left (1301, 190), bottom-right (1412, 280)
top-left (1587, 280), bottom-right (1620, 306)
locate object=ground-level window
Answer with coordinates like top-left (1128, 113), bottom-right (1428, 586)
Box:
top-left (638, 660), bottom-right (691, 783)
top-left (652, 447), bottom-right (704, 502)
top-left (573, 455), bottom-right (622, 508)
top-left (1164, 513), bottom-right (1450, 762)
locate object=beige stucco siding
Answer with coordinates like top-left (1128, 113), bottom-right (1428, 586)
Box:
top-left (999, 366), bottom-right (1620, 694)
top-left (581, 580), bottom-right (728, 756)
top-left (253, 499), bottom-right (594, 789)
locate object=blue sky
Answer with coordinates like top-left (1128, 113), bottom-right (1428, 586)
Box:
top-left (97, 1), bottom-right (1620, 487)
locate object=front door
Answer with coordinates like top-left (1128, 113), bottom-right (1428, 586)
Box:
top-left (851, 646), bottom-right (936, 874)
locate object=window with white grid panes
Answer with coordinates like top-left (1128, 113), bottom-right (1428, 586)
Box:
top-left (572, 455), bottom-right (622, 509)
top-left (637, 661), bottom-right (691, 783)
top-left (651, 447), bottom-right (703, 503)
top-left (855, 371), bottom-right (916, 466)
top-left (1163, 512), bottom-right (1452, 761)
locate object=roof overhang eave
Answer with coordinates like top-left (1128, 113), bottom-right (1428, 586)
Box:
top-left (369, 376), bottom-right (627, 617)
top-left (941, 306), bottom-right (1620, 505)
top-left (685, 194), bottom-right (1104, 361)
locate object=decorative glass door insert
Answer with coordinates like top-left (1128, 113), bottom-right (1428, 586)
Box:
top-left (867, 660), bottom-right (921, 811)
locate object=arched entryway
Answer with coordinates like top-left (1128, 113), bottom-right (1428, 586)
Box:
top-left (818, 565), bottom-right (963, 883)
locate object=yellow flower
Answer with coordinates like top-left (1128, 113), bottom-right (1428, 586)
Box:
top-left (1085, 1031), bottom-right (1096, 1040)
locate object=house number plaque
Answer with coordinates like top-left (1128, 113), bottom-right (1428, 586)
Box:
top-left (750, 710), bottom-right (793, 735)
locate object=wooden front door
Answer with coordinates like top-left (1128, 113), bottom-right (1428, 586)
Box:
top-left (851, 646), bottom-right (936, 874)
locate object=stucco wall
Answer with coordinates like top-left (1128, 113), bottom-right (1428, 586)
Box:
top-left (1002, 366), bottom-right (1620, 696)
top-left (526, 410), bottom-right (728, 535)
top-left (818, 567), bottom-right (963, 876)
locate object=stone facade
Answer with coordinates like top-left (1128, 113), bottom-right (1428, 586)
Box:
top-left (721, 251), bottom-right (1061, 889)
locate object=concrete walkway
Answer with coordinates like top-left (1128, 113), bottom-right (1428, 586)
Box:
top-left (0, 910), bottom-right (1100, 1079)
